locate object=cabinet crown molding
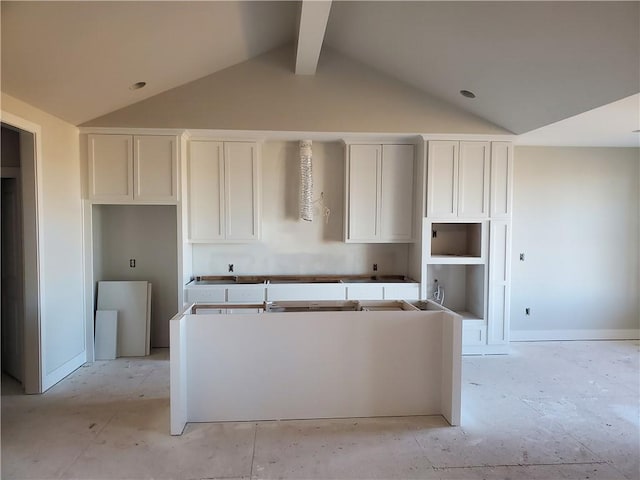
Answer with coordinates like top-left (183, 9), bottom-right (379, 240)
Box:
top-left (80, 127), bottom-right (187, 137)
top-left (79, 128), bottom-right (516, 144)
top-left (420, 134), bottom-right (516, 142)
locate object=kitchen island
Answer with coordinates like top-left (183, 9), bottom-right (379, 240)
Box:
top-left (170, 300), bottom-right (461, 435)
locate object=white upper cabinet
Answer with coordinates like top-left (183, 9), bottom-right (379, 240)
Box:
top-left (489, 142), bottom-right (513, 218)
top-left (347, 145), bottom-right (380, 241)
top-left (133, 136), bottom-right (178, 202)
top-left (188, 140), bottom-right (260, 243)
top-left (224, 142), bottom-right (260, 242)
top-left (88, 134), bottom-right (133, 202)
top-left (380, 145), bottom-right (415, 241)
top-left (345, 144), bottom-right (415, 243)
top-left (189, 141), bottom-right (224, 241)
top-left (426, 141), bottom-right (458, 218)
top-left (427, 140), bottom-right (489, 219)
top-left (88, 134), bottom-right (178, 204)
top-left (458, 141), bottom-right (490, 218)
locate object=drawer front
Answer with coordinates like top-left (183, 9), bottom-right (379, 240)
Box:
top-left (266, 284), bottom-right (346, 301)
top-left (345, 285), bottom-right (384, 300)
top-left (226, 286), bottom-right (266, 303)
top-left (383, 284), bottom-right (420, 300)
top-left (186, 287), bottom-right (226, 303)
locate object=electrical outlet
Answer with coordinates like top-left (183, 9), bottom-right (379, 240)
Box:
top-left (520, 253), bottom-right (525, 261)
top-left (525, 307), bottom-right (531, 316)
top-left (129, 259), bottom-right (136, 268)
top-left (228, 264), bottom-right (234, 273)
top-left (373, 264), bottom-right (378, 272)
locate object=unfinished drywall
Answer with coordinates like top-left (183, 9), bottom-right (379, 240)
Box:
top-left (191, 141), bottom-right (411, 276)
top-left (93, 205), bottom-right (178, 348)
top-left (83, 46), bottom-right (508, 135)
top-left (511, 146), bottom-right (640, 339)
top-left (1, 92), bottom-right (86, 388)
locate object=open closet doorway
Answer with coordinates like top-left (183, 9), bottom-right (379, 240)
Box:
top-left (1, 118), bottom-right (42, 394)
top-left (1, 127), bottom-right (24, 383)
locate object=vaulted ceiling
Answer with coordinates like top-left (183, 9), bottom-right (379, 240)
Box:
top-left (1, 1), bottom-right (298, 125)
top-left (2, 1), bottom-right (639, 144)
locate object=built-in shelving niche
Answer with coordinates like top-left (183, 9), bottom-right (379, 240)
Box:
top-left (429, 222), bottom-right (483, 261)
top-left (426, 264), bottom-right (486, 322)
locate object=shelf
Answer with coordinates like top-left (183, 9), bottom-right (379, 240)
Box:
top-left (428, 255), bottom-right (485, 265)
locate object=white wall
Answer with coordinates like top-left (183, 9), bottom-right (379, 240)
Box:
top-left (192, 141), bottom-right (411, 276)
top-left (511, 146), bottom-right (639, 339)
top-left (93, 205), bottom-right (178, 347)
top-left (1, 93), bottom-right (86, 387)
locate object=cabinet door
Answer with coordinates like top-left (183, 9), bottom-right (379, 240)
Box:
top-left (487, 220), bottom-right (511, 345)
top-left (462, 323), bottom-right (487, 346)
top-left (188, 141), bottom-right (224, 241)
top-left (381, 145), bottom-right (414, 242)
top-left (224, 142), bottom-right (260, 241)
top-left (346, 145), bottom-right (380, 241)
top-left (427, 141), bottom-right (458, 218)
top-left (458, 141), bottom-right (490, 218)
top-left (490, 142), bottom-right (513, 218)
top-left (88, 134), bottom-right (133, 201)
top-left (133, 136), bottom-right (178, 203)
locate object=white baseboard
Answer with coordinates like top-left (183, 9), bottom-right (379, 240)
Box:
top-left (463, 344), bottom-right (510, 355)
top-left (511, 329), bottom-right (640, 342)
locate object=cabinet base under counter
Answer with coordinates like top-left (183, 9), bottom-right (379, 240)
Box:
top-left (169, 304), bottom-right (461, 435)
top-left (184, 276), bottom-right (420, 304)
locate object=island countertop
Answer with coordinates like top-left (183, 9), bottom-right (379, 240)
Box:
top-left (189, 274), bottom-right (417, 285)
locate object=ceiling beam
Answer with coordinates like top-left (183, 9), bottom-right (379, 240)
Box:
top-left (295, 0), bottom-right (332, 75)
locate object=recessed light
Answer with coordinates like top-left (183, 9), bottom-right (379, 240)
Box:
top-left (129, 81), bottom-right (146, 90)
top-left (460, 89), bottom-right (476, 99)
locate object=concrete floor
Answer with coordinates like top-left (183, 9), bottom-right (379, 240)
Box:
top-left (1, 340), bottom-right (638, 480)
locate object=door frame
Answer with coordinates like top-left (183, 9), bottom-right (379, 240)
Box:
top-left (1, 111), bottom-right (45, 394)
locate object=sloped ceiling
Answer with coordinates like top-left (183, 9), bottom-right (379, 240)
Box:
top-left (1, 1), bottom-right (298, 125)
top-left (324, 1), bottom-right (640, 135)
top-left (2, 1), bottom-right (639, 141)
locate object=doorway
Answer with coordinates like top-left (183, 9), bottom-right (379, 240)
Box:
top-left (1, 125), bottom-right (25, 382)
top-left (1, 120), bottom-right (40, 393)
